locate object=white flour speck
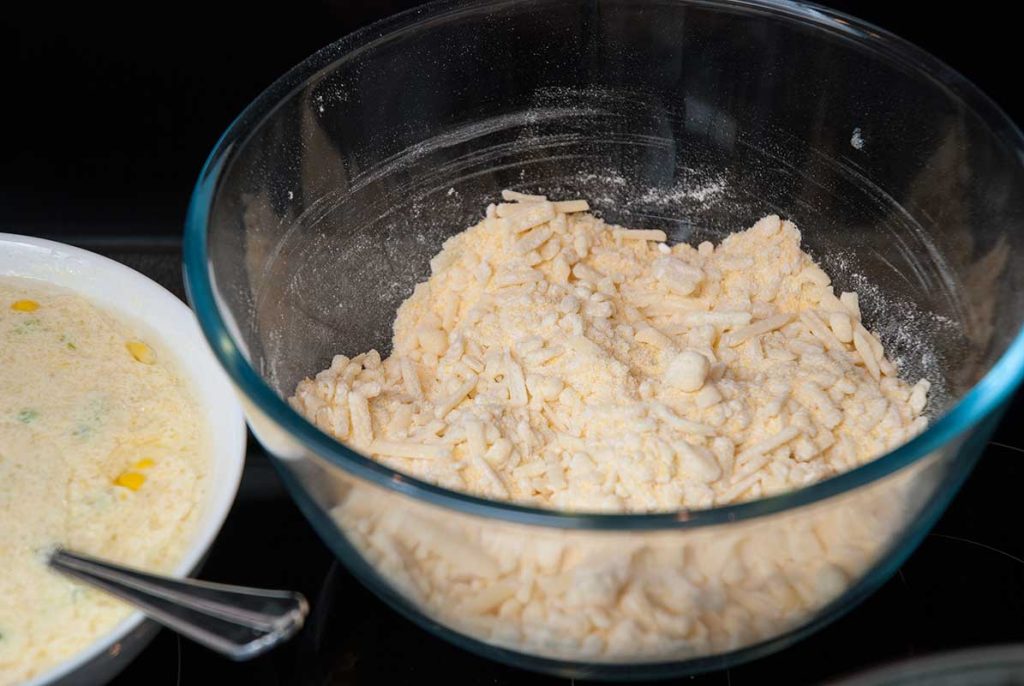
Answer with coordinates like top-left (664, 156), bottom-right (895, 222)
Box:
top-left (851, 128), bottom-right (865, 150)
top-left (638, 176), bottom-right (726, 207)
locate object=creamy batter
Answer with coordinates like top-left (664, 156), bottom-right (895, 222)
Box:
top-left (0, 278), bottom-right (209, 684)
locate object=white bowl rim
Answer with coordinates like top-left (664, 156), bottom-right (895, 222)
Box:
top-left (0, 233), bottom-right (247, 686)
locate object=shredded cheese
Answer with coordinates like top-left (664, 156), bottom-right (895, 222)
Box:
top-left (287, 191), bottom-right (930, 668)
top-left (292, 194), bottom-right (930, 513)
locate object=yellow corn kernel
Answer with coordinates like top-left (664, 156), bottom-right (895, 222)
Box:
top-left (114, 472), bottom-right (146, 491)
top-left (126, 341), bottom-right (156, 364)
top-left (133, 458), bottom-right (155, 470)
top-left (11, 299), bottom-right (39, 312)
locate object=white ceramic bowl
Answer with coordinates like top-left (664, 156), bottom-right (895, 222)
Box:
top-left (0, 234), bottom-right (247, 686)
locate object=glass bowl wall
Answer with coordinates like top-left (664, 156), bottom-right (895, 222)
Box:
top-left (185, 0), bottom-right (1024, 677)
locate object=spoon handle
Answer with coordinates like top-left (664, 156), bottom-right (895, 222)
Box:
top-left (50, 549), bottom-right (309, 660)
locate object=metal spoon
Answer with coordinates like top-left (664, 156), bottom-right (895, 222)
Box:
top-left (49, 548), bottom-right (309, 660)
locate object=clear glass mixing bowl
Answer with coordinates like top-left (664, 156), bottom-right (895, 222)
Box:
top-left (183, 0), bottom-right (1024, 678)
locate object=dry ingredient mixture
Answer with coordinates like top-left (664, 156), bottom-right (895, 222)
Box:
top-left (288, 192), bottom-right (936, 661)
top-left (0, 279), bottom-right (208, 685)
top-left (291, 192), bottom-right (930, 512)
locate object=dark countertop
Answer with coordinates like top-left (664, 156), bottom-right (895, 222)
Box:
top-left (88, 241), bottom-right (1024, 686)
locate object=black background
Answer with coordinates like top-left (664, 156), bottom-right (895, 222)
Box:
top-left (3, 1), bottom-right (1021, 240)
top-left (5, 2), bottom-right (1024, 685)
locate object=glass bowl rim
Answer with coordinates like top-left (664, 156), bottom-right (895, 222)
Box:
top-left (184, 0), bottom-right (1024, 531)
